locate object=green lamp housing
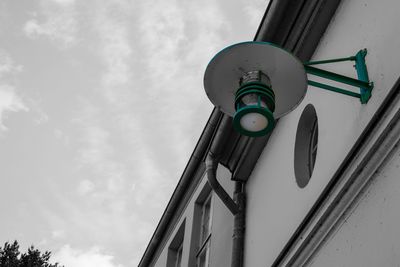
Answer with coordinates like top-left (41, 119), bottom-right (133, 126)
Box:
top-left (233, 80), bottom-right (276, 137)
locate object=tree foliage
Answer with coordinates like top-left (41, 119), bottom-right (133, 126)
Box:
top-left (0, 241), bottom-right (63, 267)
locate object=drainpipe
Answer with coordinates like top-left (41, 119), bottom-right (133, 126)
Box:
top-left (232, 181), bottom-right (246, 267)
top-left (205, 115), bottom-right (246, 267)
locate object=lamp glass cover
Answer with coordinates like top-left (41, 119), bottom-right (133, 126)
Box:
top-left (240, 112), bottom-right (268, 132)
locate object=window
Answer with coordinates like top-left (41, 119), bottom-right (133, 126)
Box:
top-left (196, 194), bottom-right (212, 267)
top-left (174, 243), bottom-right (183, 267)
top-left (188, 183), bottom-right (213, 267)
top-left (308, 116), bottom-right (318, 175)
top-left (294, 104), bottom-right (319, 188)
top-left (167, 221), bottom-right (185, 267)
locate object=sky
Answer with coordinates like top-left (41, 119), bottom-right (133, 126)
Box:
top-left (0, 0), bottom-right (267, 266)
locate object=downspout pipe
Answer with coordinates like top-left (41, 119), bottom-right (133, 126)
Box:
top-left (232, 181), bottom-right (246, 267)
top-left (205, 114), bottom-right (246, 267)
top-left (206, 152), bottom-right (238, 215)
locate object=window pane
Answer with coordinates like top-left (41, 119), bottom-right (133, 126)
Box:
top-left (196, 194), bottom-right (212, 267)
top-left (200, 196), bottom-right (211, 243)
top-left (309, 119), bottom-right (318, 174)
top-left (197, 241), bottom-right (209, 267)
top-left (175, 245), bottom-right (183, 267)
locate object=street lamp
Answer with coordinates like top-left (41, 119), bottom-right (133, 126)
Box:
top-left (203, 41), bottom-right (373, 137)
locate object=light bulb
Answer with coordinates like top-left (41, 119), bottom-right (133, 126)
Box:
top-left (240, 93), bottom-right (267, 108)
top-left (239, 112), bottom-right (268, 132)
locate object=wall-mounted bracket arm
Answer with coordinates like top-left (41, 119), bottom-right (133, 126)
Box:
top-left (304, 49), bottom-right (373, 104)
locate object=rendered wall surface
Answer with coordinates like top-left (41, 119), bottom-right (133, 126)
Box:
top-left (150, 165), bottom-right (234, 267)
top-left (244, 0), bottom-right (400, 266)
top-left (308, 143), bottom-right (400, 267)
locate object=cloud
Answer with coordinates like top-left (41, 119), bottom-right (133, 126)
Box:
top-left (77, 124), bottom-right (127, 184)
top-left (96, 15), bottom-right (132, 88)
top-left (77, 179), bottom-right (95, 195)
top-left (78, 124), bottom-right (112, 167)
top-left (88, 0), bottom-right (133, 110)
top-left (23, 0), bottom-right (78, 48)
top-left (242, 0), bottom-right (269, 28)
top-left (0, 51), bottom-right (23, 77)
top-left (70, 2), bottom-right (241, 263)
top-left (0, 85), bottom-right (28, 130)
top-left (51, 0), bottom-right (76, 6)
top-left (18, 1), bottom-right (269, 266)
top-left (24, 97), bottom-right (49, 125)
top-left (72, 100), bottom-right (131, 204)
top-left (54, 129), bottom-right (70, 145)
top-left (124, 0), bottom-right (228, 174)
top-left (0, 50), bottom-right (48, 128)
top-left (51, 230), bottom-right (66, 239)
top-left (53, 245), bottom-right (123, 267)
top-left (0, 51), bottom-right (27, 131)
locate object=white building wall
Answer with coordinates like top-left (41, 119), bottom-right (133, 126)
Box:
top-left (308, 144), bottom-right (400, 267)
top-left (244, 0), bottom-right (400, 266)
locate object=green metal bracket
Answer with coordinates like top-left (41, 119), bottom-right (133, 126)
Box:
top-left (304, 49), bottom-right (373, 104)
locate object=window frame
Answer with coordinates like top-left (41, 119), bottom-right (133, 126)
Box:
top-left (174, 242), bottom-right (183, 267)
top-left (167, 220), bottom-right (185, 267)
top-left (294, 104), bottom-right (319, 188)
top-left (308, 117), bottom-right (319, 177)
top-left (195, 193), bottom-right (213, 267)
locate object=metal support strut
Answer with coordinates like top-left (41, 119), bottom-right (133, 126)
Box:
top-left (304, 49), bottom-right (374, 104)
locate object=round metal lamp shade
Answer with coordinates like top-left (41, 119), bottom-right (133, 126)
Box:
top-left (204, 41), bottom-right (308, 118)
